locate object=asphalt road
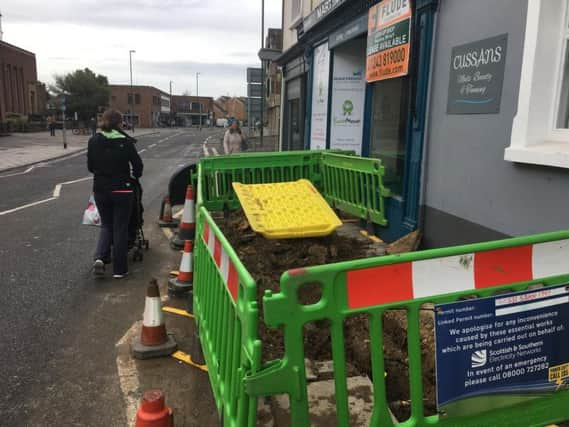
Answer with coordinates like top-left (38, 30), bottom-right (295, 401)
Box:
top-left (0, 128), bottom-right (222, 426)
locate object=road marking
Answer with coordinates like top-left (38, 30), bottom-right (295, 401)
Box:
top-left (138, 149), bottom-right (146, 154)
top-left (212, 147), bottom-right (219, 156)
top-left (163, 306), bottom-right (194, 319)
top-left (149, 144), bottom-right (157, 148)
top-left (116, 321), bottom-right (142, 427)
top-left (0, 165), bottom-right (35, 178)
top-left (172, 350), bottom-right (208, 372)
top-left (0, 197), bottom-right (57, 216)
top-left (0, 176), bottom-right (92, 216)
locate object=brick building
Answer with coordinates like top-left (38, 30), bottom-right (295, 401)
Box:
top-left (0, 40), bottom-right (42, 125)
top-left (263, 28), bottom-right (283, 136)
top-left (171, 95), bottom-right (214, 127)
top-left (214, 96), bottom-right (247, 122)
top-left (109, 84), bottom-right (170, 128)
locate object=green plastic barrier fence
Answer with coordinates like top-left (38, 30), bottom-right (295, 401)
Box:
top-left (193, 206), bottom-right (261, 426)
top-left (198, 150), bottom-right (391, 229)
top-left (321, 153), bottom-right (391, 226)
top-left (198, 150), bottom-right (337, 211)
top-left (243, 230), bottom-right (569, 426)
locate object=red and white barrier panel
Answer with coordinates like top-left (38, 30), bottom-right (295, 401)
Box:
top-left (347, 240), bottom-right (569, 309)
top-left (203, 221), bottom-right (239, 302)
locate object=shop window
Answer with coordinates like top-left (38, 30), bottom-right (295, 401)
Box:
top-left (370, 77), bottom-right (410, 195)
top-left (506, 0), bottom-right (569, 168)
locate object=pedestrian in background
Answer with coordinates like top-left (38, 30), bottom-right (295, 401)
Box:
top-left (223, 120), bottom-right (247, 154)
top-left (87, 109), bottom-right (143, 279)
top-left (89, 117), bottom-right (97, 136)
top-left (48, 116), bottom-right (56, 137)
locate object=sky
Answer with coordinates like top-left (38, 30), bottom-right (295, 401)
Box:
top-left (1, 0), bottom-right (281, 98)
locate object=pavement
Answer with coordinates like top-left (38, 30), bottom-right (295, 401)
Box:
top-left (0, 129), bottom-right (160, 173)
top-left (0, 128), bottom-right (224, 426)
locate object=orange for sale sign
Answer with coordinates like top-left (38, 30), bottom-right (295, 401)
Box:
top-left (366, 0), bottom-right (412, 82)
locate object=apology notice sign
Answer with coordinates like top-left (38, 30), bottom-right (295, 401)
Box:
top-left (435, 285), bottom-right (569, 418)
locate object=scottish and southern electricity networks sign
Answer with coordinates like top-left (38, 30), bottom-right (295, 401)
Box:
top-left (435, 285), bottom-right (569, 418)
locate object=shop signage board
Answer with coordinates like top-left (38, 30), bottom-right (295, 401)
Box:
top-left (329, 14), bottom-right (368, 49)
top-left (330, 39), bottom-right (366, 155)
top-left (366, 0), bottom-right (412, 82)
top-left (310, 42), bottom-right (331, 150)
top-left (435, 285), bottom-right (569, 418)
top-left (447, 34), bottom-right (508, 114)
top-left (303, 0), bottom-right (347, 33)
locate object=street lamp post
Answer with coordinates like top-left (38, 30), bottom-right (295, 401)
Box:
top-left (169, 80), bottom-right (173, 128)
top-left (129, 49), bottom-right (136, 133)
top-left (196, 72), bottom-right (201, 131)
top-left (260, 0), bottom-right (265, 146)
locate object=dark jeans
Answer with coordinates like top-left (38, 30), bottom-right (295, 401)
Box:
top-left (49, 127), bottom-right (55, 136)
top-left (94, 191), bottom-right (134, 275)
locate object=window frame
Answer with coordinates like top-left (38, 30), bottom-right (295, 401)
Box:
top-left (505, 0), bottom-right (569, 168)
top-left (290, 0), bottom-right (303, 28)
top-left (552, 5), bottom-right (569, 133)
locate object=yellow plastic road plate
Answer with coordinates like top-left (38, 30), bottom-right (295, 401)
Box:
top-left (232, 179), bottom-right (342, 239)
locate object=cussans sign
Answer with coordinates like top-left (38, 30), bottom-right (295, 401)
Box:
top-left (366, 0), bottom-right (412, 82)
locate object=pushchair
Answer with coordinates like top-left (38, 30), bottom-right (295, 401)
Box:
top-left (128, 178), bottom-right (149, 261)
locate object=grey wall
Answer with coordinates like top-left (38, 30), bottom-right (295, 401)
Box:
top-left (423, 0), bottom-right (569, 247)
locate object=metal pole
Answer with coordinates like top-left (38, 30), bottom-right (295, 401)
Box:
top-left (129, 50), bottom-right (135, 133)
top-left (169, 80), bottom-right (173, 128)
top-left (260, 0), bottom-right (265, 146)
top-left (196, 72), bottom-right (201, 131)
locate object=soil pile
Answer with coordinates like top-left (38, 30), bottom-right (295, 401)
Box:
top-left (216, 210), bottom-right (436, 420)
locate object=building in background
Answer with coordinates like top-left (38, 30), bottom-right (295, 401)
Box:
top-left (170, 95), bottom-right (214, 127)
top-left (259, 29), bottom-right (283, 137)
top-left (109, 84), bottom-right (170, 128)
top-left (0, 40), bottom-right (44, 128)
top-left (214, 96), bottom-right (247, 123)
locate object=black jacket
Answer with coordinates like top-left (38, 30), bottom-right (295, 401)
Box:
top-left (87, 130), bottom-right (143, 193)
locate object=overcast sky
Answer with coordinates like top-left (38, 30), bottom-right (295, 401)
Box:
top-left (1, 0), bottom-right (281, 98)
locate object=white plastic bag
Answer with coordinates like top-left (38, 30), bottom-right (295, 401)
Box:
top-left (82, 194), bottom-right (101, 226)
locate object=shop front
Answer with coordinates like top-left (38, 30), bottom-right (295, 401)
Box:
top-left (279, 52), bottom-right (308, 151)
top-left (299, 0), bottom-right (437, 241)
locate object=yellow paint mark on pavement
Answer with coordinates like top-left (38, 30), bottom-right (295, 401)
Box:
top-left (163, 306), bottom-right (194, 318)
top-left (172, 350), bottom-right (208, 372)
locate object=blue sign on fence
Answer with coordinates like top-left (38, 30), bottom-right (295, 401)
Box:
top-left (435, 285), bottom-right (569, 418)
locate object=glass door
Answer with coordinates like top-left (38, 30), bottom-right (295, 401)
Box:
top-left (369, 76), bottom-right (410, 195)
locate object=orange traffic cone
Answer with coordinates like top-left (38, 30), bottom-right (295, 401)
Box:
top-left (158, 196), bottom-right (178, 228)
top-left (133, 279), bottom-right (177, 359)
top-left (168, 240), bottom-right (193, 296)
top-left (170, 185), bottom-right (195, 249)
top-left (135, 389), bottom-right (173, 427)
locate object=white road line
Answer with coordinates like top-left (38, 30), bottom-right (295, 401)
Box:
top-left (0, 197), bottom-right (58, 216)
top-left (116, 321), bottom-right (142, 427)
top-left (0, 176), bottom-right (92, 216)
top-left (60, 176), bottom-right (93, 186)
top-left (138, 149), bottom-right (146, 154)
top-left (149, 144), bottom-right (157, 148)
top-left (0, 165), bottom-right (35, 178)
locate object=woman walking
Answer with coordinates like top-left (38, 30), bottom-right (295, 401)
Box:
top-left (87, 109), bottom-right (143, 279)
top-left (223, 120), bottom-right (247, 154)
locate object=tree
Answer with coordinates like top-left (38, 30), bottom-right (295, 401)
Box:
top-left (51, 68), bottom-right (110, 121)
